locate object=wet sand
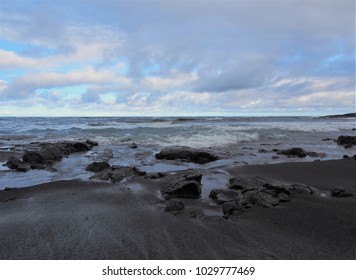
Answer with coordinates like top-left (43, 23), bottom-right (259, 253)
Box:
top-left (0, 159), bottom-right (355, 259)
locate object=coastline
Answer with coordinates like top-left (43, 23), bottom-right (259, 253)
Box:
top-left (0, 158), bottom-right (355, 260)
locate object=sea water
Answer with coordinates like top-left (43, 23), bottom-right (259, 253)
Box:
top-left (0, 116), bottom-right (355, 188)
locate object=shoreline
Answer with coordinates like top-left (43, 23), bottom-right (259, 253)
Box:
top-left (0, 158), bottom-right (355, 259)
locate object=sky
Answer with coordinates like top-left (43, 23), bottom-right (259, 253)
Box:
top-left (0, 0), bottom-right (355, 116)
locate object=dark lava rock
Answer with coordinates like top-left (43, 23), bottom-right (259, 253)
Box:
top-left (5, 157), bottom-right (28, 171)
top-left (229, 175), bottom-right (271, 190)
top-left (208, 176), bottom-right (326, 217)
top-left (161, 170), bottom-right (203, 199)
top-left (90, 166), bottom-right (144, 183)
top-left (161, 180), bottom-right (201, 199)
top-left (272, 155), bottom-right (279, 159)
top-left (209, 189), bottom-right (242, 204)
top-left (290, 184), bottom-right (320, 195)
top-left (331, 188), bottom-right (353, 197)
top-left (337, 136), bottom-right (356, 147)
top-left (243, 189), bottom-right (280, 208)
top-left (70, 142), bottom-right (91, 152)
top-left (155, 147), bottom-right (218, 164)
top-left (276, 147), bottom-right (308, 158)
top-left (85, 161), bottom-right (110, 173)
top-left (7, 140), bottom-right (97, 172)
top-left (164, 200), bottom-right (185, 212)
top-left (23, 145), bottom-right (64, 164)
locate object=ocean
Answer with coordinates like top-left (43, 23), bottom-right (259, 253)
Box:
top-left (0, 116), bottom-right (355, 189)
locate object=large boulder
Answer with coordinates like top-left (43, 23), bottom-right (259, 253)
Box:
top-left (160, 170), bottom-right (203, 199)
top-left (155, 147), bottom-right (218, 164)
top-left (337, 136), bottom-right (356, 148)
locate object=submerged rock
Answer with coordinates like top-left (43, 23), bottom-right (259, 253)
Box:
top-left (155, 147), bottom-right (218, 164)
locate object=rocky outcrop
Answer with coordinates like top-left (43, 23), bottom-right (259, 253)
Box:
top-left (160, 170), bottom-right (203, 199)
top-left (6, 140), bottom-right (97, 172)
top-left (85, 161), bottom-right (110, 173)
top-left (155, 147), bottom-right (218, 164)
top-left (337, 136), bottom-right (356, 148)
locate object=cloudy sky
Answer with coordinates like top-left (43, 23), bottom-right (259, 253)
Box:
top-left (0, 0), bottom-right (354, 116)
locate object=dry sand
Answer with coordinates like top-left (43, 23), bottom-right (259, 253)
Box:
top-left (0, 159), bottom-right (355, 259)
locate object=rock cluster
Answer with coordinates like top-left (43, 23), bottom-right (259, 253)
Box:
top-left (6, 140), bottom-right (97, 172)
top-left (209, 175), bottom-right (321, 218)
top-left (155, 147), bottom-right (218, 164)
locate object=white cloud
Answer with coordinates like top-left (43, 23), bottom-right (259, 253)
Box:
top-left (0, 50), bottom-right (37, 68)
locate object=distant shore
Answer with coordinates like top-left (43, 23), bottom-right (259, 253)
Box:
top-left (0, 158), bottom-right (355, 260)
top-left (317, 112), bottom-right (356, 119)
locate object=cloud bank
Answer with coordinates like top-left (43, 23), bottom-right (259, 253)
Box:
top-left (0, 0), bottom-right (354, 116)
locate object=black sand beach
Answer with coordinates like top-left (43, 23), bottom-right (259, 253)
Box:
top-left (1, 158), bottom-right (355, 259)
